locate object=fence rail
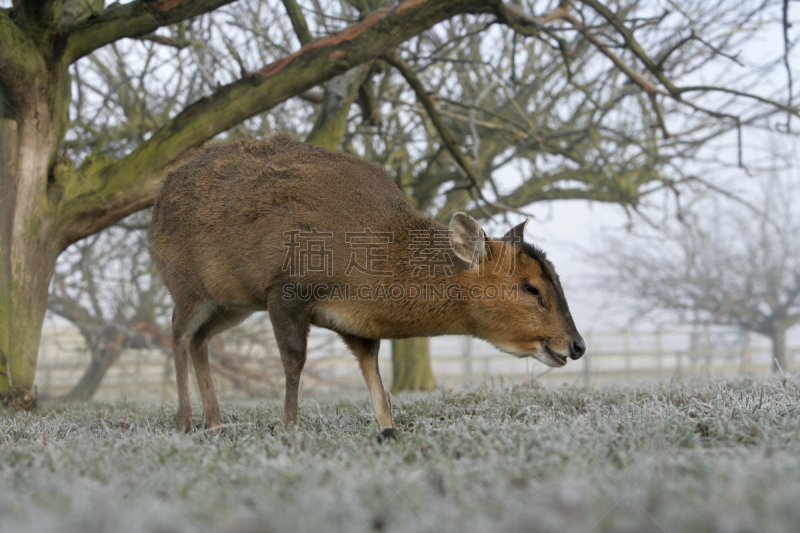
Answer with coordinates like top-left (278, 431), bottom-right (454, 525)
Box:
top-left (36, 325), bottom-right (799, 403)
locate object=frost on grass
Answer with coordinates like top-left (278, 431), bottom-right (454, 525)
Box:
top-left (1, 376), bottom-right (799, 533)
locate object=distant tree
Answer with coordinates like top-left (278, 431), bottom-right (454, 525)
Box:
top-left (596, 169), bottom-right (800, 372)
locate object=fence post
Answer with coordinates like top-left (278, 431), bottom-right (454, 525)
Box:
top-left (624, 330), bottom-right (631, 374)
top-left (741, 330), bottom-right (751, 375)
top-left (655, 327), bottom-right (663, 374)
top-left (163, 350), bottom-right (171, 403)
top-left (461, 336), bottom-right (472, 378)
top-left (676, 330), bottom-right (687, 376)
top-left (584, 329), bottom-right (592, 384)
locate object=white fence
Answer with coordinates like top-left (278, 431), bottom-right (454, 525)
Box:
top-left (36, 324), bottom-right (800, 403)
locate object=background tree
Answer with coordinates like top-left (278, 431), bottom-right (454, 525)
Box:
top-left (1, 0), bottom-right (797, 403)
top-left (594, 165), bottom-right (800, 373)
top-left (47, 211), bottom-right (170, 399)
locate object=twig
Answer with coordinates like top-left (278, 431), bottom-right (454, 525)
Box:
top-left (678, 86), bottom-right (800, 118)
top-left (133, 33), bottom-right (193, 49)
top-left (201, 423), bottom-right (255, 433)
top-left (658, 30), bottom-right (743, 69)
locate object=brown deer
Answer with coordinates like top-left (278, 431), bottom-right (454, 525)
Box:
top-left (149, 134), bottom-right (585, 439)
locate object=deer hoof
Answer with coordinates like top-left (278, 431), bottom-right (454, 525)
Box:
top-left (377, 428), bottom-right (397, 443)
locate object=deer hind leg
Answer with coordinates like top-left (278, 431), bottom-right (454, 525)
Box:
top-left (171, 299), bottom-right (215, 432)
top-left (268, 294), bottom-right (309, 431)
top-left (190, 307), bottom-right (255, 432)
top-left (188, 337), bottom-right (220, 431)
top-left (340, 334), bottom-right (396, 438)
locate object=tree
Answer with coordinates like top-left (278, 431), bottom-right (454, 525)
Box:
top-left (595, 168), bottom-right (800, 373)
top-left (0, 0), bottom-right (796, 403)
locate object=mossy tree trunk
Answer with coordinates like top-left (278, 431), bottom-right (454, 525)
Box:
top-left (0, 87), bottom-right (66, 406)
top-left (0, 119), bottom-right (16, 398)
top-left (391, 338), bottom-right (435, 393)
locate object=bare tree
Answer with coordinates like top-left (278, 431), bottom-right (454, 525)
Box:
top-left (1, 0), bottom-right (797, 403)
top-left (595, 166), bottom-right (800, 372)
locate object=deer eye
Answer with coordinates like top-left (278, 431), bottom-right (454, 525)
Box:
top-left (523, 282), bottom-right (541, 299)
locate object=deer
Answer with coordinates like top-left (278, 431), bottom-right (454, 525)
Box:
top-left (148, 134), bottom-right (585, 439)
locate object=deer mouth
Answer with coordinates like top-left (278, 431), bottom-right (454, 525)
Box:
top-left (543, 343), bottom-right (568, 367)
top-left (496, 341), bottom-right (567, 367)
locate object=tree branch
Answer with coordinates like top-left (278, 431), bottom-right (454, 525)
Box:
top-left (18, 0), bottom-right (62, 36)
top-left (678, 86), bottom-right (800, 118)
top-left (60, 0), bottom-right (240, 65)
top-left (56, 0), bottom-right (490, 246)
top-left (133, 32), bottom-right (194, 49)
top-left (0, 11), bottom-right (48, 112)
top-left (782, 0), bottom-right (794, 131)
top-left (306, 66), bottom-right (370, 149)
top-left (282, 0), bottom-right (313, 45)
top-left (492, 1), bottom-right (569, 34)
top-left (467, 183), bottom-right (633, 220)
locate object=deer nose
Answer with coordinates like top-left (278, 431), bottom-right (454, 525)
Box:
top-left (570, 336), bottom-right (586, 360)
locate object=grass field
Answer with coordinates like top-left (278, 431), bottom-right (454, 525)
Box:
top-left (1, 376), bottom-right (799, 533)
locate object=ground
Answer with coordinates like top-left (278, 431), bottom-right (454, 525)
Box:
top-left (1, 377), bottom-right (799, 533)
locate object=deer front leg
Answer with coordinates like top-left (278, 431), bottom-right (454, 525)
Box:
top-left (269, 294), bottom-right (310, 431)
top-left (341, 334), bottom-right (397, 440)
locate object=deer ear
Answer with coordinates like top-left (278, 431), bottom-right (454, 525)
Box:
top-left (503, 218), bottom-right (529, 243)
top-left (449, 213), bottom-right (486, 268)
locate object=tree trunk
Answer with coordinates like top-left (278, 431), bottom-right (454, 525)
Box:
top-left (0, 108), bottom-right (63, 407)
top-left (67, 343), bottom-right (122, 400)
top-left (305, 67), bottom-right (370, 150)
top-left (0, 119), bottom-right (16, 399)
top-left (391, 337), bottom-right (435, 393)
top-left (771, 325), bottom-right (788, 374)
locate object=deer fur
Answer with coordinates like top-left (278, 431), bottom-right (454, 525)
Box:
top-left (149, 134), bottom-right (585, 436)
